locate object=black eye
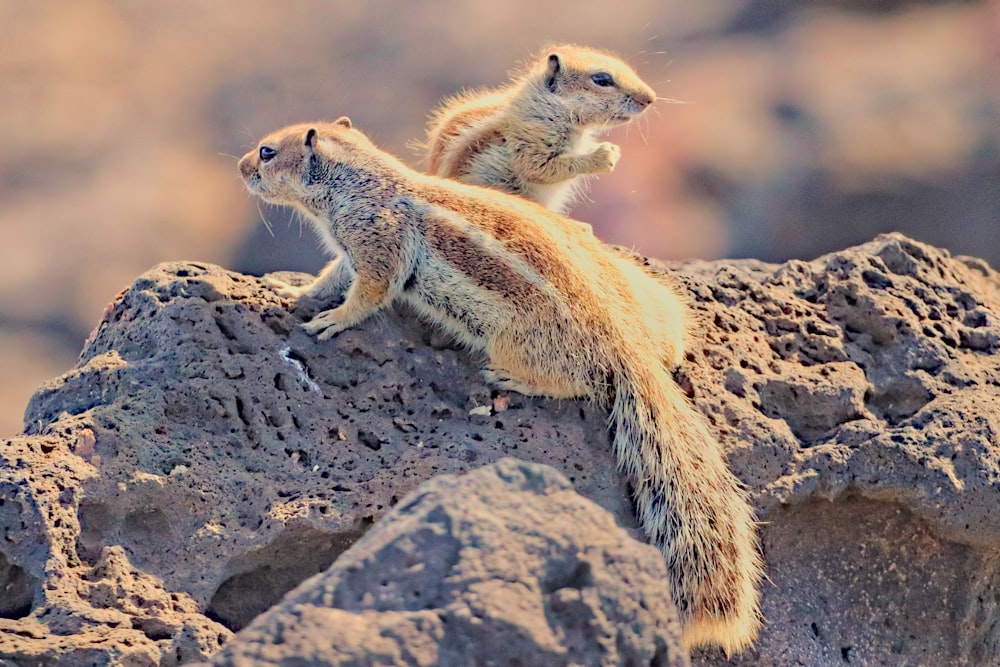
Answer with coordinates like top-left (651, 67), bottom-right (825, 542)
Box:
top-left (591, 72), bottom-right (614, 87)
top-left (259, 146), bottom-right (277, 162)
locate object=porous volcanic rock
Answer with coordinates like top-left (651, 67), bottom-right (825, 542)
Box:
top-left (0, 428), bottom-right (230, 665)
top-left (654, 234), bottom-right (1000, 666)
top-left (1, 233), bottom-right (998, 665)
top-left (197, 458), bottom-right (687, 667)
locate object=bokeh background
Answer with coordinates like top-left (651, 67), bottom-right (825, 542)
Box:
top-left (3, 0), bottom-right (998, 436)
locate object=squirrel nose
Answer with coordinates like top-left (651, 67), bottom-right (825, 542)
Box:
top-left (238, 153), bottom-right (255, 179)
top-left (635, 90), bottom-right (655, 108)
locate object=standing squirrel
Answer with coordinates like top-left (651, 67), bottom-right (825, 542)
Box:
top-left (424, 45), bottom-right (656, 214)
top-left (239, 119), bottom-right (763, 654)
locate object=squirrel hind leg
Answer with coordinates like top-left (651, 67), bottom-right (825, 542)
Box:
top-left (484, 326), bottom-right (593, 399)
top-left (481, 365), bottom-right (587, 399)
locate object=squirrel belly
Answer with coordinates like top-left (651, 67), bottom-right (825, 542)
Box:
top-left (424, 44), bottom-right (655, 215)
top-left (239, 119), bottom-right (763, 653)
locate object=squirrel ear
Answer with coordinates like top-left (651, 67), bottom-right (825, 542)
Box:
top-left (304, 128), bottom-right (318, 148)
top-left (544, 53), bottom-right (561, 92)
top-left (334, 116), bottom-right (352, 129)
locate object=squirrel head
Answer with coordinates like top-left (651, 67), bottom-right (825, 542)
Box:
top-left (239, 117), bottom-right (385, 210)
top-left (532, 45), bottom-right (656, 127)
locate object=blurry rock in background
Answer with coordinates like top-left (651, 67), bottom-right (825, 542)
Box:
top-left (2, 0), bottom-right (998, 436)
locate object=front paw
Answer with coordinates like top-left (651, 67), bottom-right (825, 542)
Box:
top-left (264, 276), bottom-right (309, 301)
top-left (302, 308), bottom-right (352, 341)
top-left (591, 142), bottom-right (621, 173)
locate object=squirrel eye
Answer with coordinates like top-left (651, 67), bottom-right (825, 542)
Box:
top-left (259, 146), bottom-right (277, 162)
top-left (591, 72), bottom-right (615, 87)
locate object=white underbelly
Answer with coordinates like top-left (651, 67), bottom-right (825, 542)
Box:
top-left (530, 131), bottom-right (597, 214)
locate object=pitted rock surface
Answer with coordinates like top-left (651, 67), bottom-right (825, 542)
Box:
top-left (647, 234), bottom-right (1000, 665)
top-left (0, 429), bottom-right (230, 665)
top-left (197, 459), bottom-right (687, 667)
top-left (22, 261), bottom-right (632, 626)
top-left (1, 233), bottom-right (998, 665)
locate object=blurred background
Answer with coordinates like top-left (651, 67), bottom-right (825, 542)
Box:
top-left (2, 0), bottom-right (998, 436)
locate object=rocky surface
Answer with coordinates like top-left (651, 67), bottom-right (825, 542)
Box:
top-left (1, 233), bottom-right (998, 665)
top-left (0, 433), bottom-right (231, 666)
top-left (196, 458), bottom-right (687, 667)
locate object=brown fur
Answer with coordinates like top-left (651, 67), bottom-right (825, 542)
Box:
top-left (426, 95), bottom-right (504, 174)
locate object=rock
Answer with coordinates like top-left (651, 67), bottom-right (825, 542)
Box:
top-left (198, 458), bottom-right (686, 667)
top-left (1, 233), bottom-right (998, 664)
top-left (650, 235), bottom-right (1000, 666)
top-left (20, 261), bottom-right (633, 627)
top-left (0, 429), bottom-right (230, 665)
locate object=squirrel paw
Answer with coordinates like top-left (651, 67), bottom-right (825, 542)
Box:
top-left (302, 308), bottom-right (351, 340)
top-left (482, 367), bottom-right (544, 396)
top-left (264, 276), bottom-right (309, 301)
top-left (591, 142), bottom-right (621, 173)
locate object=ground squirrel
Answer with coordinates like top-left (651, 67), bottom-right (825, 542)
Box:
top-left (238, 119), bottom-right (763, 654)
top-left (424, 45), bottom-right (656, 214)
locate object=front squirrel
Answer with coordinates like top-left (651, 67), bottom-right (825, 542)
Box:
top-left (424, 45), bottom-right (656, 214)
top-left (239, 119), bottom-right (763, 654)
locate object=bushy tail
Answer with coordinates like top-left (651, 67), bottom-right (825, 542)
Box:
top-left (610, 359), bottom-right (763, 654)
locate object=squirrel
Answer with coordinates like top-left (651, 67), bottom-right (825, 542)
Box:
top-left (423, 44), bottom-right (656, 214)
top-left (270, 46), bottom-right (655, 305)
top-left (238, 118), bottom-right (763, 654)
